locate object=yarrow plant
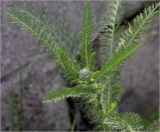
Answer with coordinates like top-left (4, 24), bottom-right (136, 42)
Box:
top-left (7, 0), bottom-right (160, 131)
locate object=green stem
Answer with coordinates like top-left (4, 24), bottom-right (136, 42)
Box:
top-left (100, 88), bottom-right (106, 116)
top-left (96, 84), bottom-right (108, 131)
top-left (18, 62), bottom-right (24, 131)
top-left (108, 79), bottom-right (111, 108)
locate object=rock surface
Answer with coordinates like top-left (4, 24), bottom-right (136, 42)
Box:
top-left (1, 54), bottom-right (71, 131)
top-left (1, 0), bottom-right (159, 131)
top-left (119, 15), bottom-right (159, 117)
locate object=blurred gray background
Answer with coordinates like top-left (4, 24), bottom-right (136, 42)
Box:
top-left (1, 0), bottom-right (159, 131)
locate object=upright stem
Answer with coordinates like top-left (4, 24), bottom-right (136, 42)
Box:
top-left (100, 92), bottom-right (107, 132)
top-left (107, 78), bottom-right (111, 108)
top-left (18, 63), bottom-right (24, 131)
top-left (100, 87), bottom-right (106, 116)
top-left (96, 84), bottom-right (108, 131)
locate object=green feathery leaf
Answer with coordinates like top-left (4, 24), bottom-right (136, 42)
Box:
top-left (110, 84), bottom-right (123, 102)
top-left (100, 0), bottom-right (124, 62)
top-left (88, 52), bottom-right (96, 71)
top-left (92, 44), bottom-right (141, 81)
top-left (80, 1), bottom-right (95, 68)
top-left (116, 2), bottom-right (160, 51)
top-left (58, 49), bottom-right (80, 78)
top-left (146, 119), bottom-right (160, 131)
top-left (43, 86), bottom-right (96, 103)
top-left (7, 8), bottom-right (59, 58)
top-left (104, 113), bottom-right (144, 131)
top-left (7, 7), bottom-right (81, 83)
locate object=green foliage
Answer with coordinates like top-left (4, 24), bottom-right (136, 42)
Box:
top-left (43, 86), bottom-right (96, 103)
top-left (59, 49), bottom-right (80, 78)
top-left (92, 44), bottom-right (141, 81)
top-left (101, 0), bottom-right (124, 62)
top-left (104, 113), bottom-right (144, 131)
top-left (88, 52), bottom-right (96, 71)
top-left (110, 84), bottom-right (123, 102)
top-left (146, 119), bottom-right (160, 131)
top-left (7, 7), bottom-right (81, 84)
top-left (115, 2), bottom-right (160, 51)
top-left (11, 63), bottom-right (24, 131)
top-left (80, 1), bottom-right (95, 68)
top-left (7, 1), bottom-right (160, 131)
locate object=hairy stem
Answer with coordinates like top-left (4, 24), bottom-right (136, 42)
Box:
top-left (107, 78), bottom-right (111, 108)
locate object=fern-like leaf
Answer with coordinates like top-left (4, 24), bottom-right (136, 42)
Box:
top-left (7, 8), bottom-right (81, 83)
top-left (80, 1), bottom-right (95, 68)
top-left (88, 52), bottom-right (96, 71)
top-left (92, 44), bottom-right (141, 81)
top-left (116, 2), bottom-right (160, 51)
top-left (104, 113), bottom-right (144, 131)
top-left (59, 49), bottom-right (80, 78)
top-left (146, 119), bottom-right (160, 131)
top-left (110, 84), bottom-right (123, 102)
top-left (43, 86), bottom-right (96, 103)
top-left (100, 0), bottom-right (123, 62)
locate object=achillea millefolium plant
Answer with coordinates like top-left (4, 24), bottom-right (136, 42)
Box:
top-left (7, 0), bottom-right (160, 131)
